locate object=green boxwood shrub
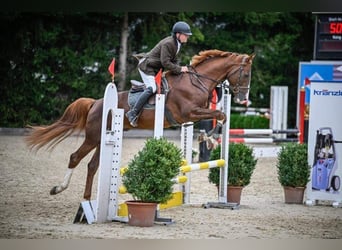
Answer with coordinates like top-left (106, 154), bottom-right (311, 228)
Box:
top-left (122, 137), bottom-right (183, 204)
top-left (276, 142), bottom-right (310, 187)
top-left (208, 143), bottom-right (257, 186)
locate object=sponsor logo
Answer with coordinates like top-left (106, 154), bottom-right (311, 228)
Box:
top-left (313, 89), bottom-right (342, 96)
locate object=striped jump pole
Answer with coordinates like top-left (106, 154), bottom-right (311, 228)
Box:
top-left (180, 159), bottom-right (225, 173)
top-left (229, 137), bottom-right (298, 143)
top-left (118, 160), bottom-right (225, 196)
top-left (229, 128), bottom-right (299, 135)
top-left (120, 159), bottom-right (224, 188)
top-left (229, 128), bottom-right (299, 144)
top-left (118, 175), bottom-right (188, 194)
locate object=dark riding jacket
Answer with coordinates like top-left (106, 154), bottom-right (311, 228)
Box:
top-left (138, 36), bottom-right (182, 75)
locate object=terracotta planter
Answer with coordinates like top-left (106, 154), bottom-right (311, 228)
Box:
top-left (283, 186), bottom-right (305, 204)
top-left (217, 185), bottom-right (244, 204)
top-left (227, 185), bottom-right (243, 204)
top-left (126, 200), bottom-right (157, 227)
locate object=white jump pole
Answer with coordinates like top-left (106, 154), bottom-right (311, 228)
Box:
top-left (74, 82), bottom-right (124, 224)
top-left (154, 93), bottom-right (165, 138)
top-left (218, 92), bottom-right (230, 203)
top-left (270, 86), bottom-right (288, 139)
top-left (181, 122), bottom-right (194, 204)
top-left (152, 86), bottom-right (176, 224)
top-left (96, 82), bottom-right (124, 223)
top-left (204, 90), bottom-right (238, 209)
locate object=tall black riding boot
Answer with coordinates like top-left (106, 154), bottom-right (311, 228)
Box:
top-left (126, 87), bottom-right (154, 127)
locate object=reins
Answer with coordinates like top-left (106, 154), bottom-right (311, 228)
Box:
top-left (187, 61), bottom-right (250, 97)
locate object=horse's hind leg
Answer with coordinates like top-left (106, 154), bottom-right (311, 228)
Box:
top-left (83, 145), bottom-right (100, 200)
top-left (50, 139), bottom-right (96, 197)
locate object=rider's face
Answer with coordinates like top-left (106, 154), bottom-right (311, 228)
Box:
top-left (177, 33), bottom-right (189, 43)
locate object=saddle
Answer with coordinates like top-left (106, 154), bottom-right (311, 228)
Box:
top-left (127, 77), bottom-right (169, 109)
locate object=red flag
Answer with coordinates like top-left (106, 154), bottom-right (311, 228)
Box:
top-left (155, 68), bottom-right (162, 94)
top-left (304, 77), bottom-right (310, 85)
top-left (211, 89), bottom-right (217, 128)
top-left (108, 58), bottom-right (115, 77)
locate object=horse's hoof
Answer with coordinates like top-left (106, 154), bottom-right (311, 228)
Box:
top-left (50, 186), bottom-right (58, 195)
top-left (207, 123), bottom-right (222, 137)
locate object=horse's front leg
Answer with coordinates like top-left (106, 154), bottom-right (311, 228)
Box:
top-left (189, 107), bottom-right (226, 136)
top-left (189, 107), bottom-right (226, 122)
top-left (207, 119), bottom-right (224, 137)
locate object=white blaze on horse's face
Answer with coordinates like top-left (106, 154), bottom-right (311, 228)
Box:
top-left (231, 54), bottom-right (254, 105)
top-left (234, 75), bottom-right (251, 105)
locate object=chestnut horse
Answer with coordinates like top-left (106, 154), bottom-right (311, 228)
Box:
top-left (25, 49), bottom-right (255, 200)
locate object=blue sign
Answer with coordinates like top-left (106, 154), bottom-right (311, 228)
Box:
top-left (298, 62), bottom-right (342, 104)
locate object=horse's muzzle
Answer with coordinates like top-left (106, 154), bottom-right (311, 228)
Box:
top-left (233, 92), bottom-right (248, 105)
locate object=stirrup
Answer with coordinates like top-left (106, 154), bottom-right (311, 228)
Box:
top-left (125, 112), bottom-right (138, 127)
top-left (129, 117), bottom-right (138, 127)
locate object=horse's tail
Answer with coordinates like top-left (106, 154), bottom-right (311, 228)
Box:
top-left (25, 97), bottom-right (96, 151)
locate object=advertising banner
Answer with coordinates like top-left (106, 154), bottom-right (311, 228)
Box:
top-left (306, 81), bottom-right (342, 207)
top-left (297, 61), bottom-right (342, 128)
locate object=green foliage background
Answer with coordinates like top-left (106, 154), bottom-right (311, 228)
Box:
top-left (0, 12), bottom-right (314, 128)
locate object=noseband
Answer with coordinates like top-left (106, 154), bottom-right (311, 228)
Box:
top-left (224, 63), bottom-right (251, 95)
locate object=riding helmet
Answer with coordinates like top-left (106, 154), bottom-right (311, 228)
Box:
top-left (172, 21), bottom-right (192, 35)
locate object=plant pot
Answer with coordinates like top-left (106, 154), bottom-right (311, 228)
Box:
top-left (283, 186), bottom-right (305, 204)
top-left (227, 185), bottom-right (243, 204)
top-left (126, 200), bottom-right (157, 227)
top-left (216, 185), bottom-right (244, 204)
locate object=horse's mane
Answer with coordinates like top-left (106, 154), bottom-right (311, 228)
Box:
top-left (191, 49), bottom-right (240, 67)
top-left (165, 49), bottom-right (248, 77)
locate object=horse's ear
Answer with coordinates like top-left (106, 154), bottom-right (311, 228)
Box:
top-left (244, 53), bottom-right (256, 63)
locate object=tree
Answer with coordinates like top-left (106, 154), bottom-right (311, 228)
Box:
top-left (0, 13), bottom-right (121, 126)
top-left (118, 12), bottom-right (129, 91)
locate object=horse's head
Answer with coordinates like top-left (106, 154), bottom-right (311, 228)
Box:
top-left (190, 50), bottom-right (255, 105)
top-left (225, 53), bottom-right (255, 105)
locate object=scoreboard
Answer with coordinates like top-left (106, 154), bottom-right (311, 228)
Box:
top-left (314, 13), bottom-right (342, 60)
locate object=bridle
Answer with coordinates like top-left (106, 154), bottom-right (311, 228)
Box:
top-left (223, 63), bottom-right (251, 95)
top-left (187, 61), bottom-right (251, 96)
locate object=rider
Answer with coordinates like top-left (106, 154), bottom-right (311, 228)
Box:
top-left (126, 21), bottom-right (192, 127)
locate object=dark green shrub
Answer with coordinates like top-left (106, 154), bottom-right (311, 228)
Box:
top-left (276, 143), bottom-right (310, 187)
top-left (122, 137), bottom-right (183, 204)
top-left (208, 143), bottom-right (257, 186)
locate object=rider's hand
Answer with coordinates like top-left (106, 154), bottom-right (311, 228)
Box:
top-left (181, 66), bottom-right (188, 73)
